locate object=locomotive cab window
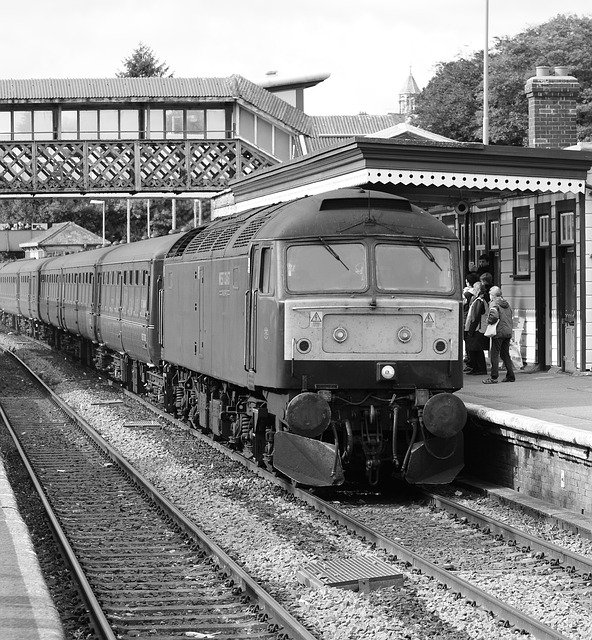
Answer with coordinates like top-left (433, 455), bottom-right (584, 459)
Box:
top-left (375, 244), bottom-right (453, 293)
top-left (286, 243), bottom-right (367, 292)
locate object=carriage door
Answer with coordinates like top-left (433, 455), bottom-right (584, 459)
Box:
top-left (557, 204), bottom-right (576, 372)
top-left (245, 245), bottom-right (260, 376)
top-left (535, 204), bottom-right (552, 369)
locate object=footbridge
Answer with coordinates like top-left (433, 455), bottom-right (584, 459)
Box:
top-left (0, 139), bottom-right (276, 197)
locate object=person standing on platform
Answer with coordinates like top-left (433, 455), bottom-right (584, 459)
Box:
top-left (476, 254), bottom-right (493, 279)
top-left (479, 271), bottom-right (493, 300)
top-left (464, 282), bottom-right (489, 375)
top-left (483, 286), bottom-right (515, 384)
top-left (463, 273), bottom-right (480, 313)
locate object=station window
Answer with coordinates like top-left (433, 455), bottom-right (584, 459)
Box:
top-left (474, 222), bottom-right (486, 257)
top-left (238, 106), bottom-right (294, 160)
top-left (61, 108), bottom-right (139, 140)
top-left (0, 110), bottom-right (54, 141)
top-left (148, 107), bottom-right (229, 140)
top-left (256, 119), bottom-right (273, 153)
top-left (187, 110), bottom-right (205, 138)
top-left (538, 215), bottom-right (550, 246)
top-left (13, 111), bottom-right (32, 140)
top-left (165, 109), bottom-right (184, 139)
top-left (0, 112), bottom-right (9, 140)
top-left (490, 220), bottom-right (500, 250)
top-left (119, 110), bottom-right (139, 139)
top-left (513, 208), bottom-right (531, 279)
top-left (79, 110), bottom-right (98, 139)
top-left (560, 212), bottom-right (574, 245)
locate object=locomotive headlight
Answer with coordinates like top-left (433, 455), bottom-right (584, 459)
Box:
top-left (381, 365), bottom-right (395, 380)
top-left (397, 327), bottom-right (412, 343)
top-left (333, 327), bottom-right (348, 343)
top-left (433, 339), bottom-right (448, 354)
top-left (296, 339), bottom-right (312, 354)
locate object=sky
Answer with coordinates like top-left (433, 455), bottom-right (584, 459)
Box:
top-left (2, 0), bottom-right (591, 115)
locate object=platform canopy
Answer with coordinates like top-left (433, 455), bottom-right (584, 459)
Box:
top-left (213, 138), bottom-right (592, 217)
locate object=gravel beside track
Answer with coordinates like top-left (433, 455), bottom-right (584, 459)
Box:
top-left (4, 330), bottom-right (591, 639)
top-left (338, 496), bottom-right (592, 638)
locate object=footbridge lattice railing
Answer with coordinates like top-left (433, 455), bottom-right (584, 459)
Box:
top-left (0, 139), bottom-right (276, 194)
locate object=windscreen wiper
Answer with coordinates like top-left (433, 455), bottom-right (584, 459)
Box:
top-left (416, 237), bottom-right (443, 271)
top-left (318, 237), bottom-right (350, 271)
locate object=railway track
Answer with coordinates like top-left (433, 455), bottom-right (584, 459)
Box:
top-left (2, 332), bottom-right (592, 639)
top-left (0, 346), bottom-right (316, 640)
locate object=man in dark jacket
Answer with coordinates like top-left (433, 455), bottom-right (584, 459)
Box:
top-left (476, 254), bottom-right (492, 279)
top-left (483, 286), bottom-right (515, 384)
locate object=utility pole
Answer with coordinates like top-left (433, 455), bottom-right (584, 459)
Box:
top-left (483, 0), bottom-right (490, 145)
top-left (126, 199), bottom-right (131, 243)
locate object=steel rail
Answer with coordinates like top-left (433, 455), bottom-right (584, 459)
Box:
top-left (423, 489), bottom-right (592, 576)
top-left (1, 342), bottom-right (571, 640)
top-left (2, 347), bottom-right (317, 640)
top-left (0, 381), bottom-right (117, 640)
top-left (290, 489), bottom-right (571, 640)
top-left (124, 393), bottom-right (572, 640)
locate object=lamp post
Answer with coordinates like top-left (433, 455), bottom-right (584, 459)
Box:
top-left (90, 199), bottom-right (106, 246)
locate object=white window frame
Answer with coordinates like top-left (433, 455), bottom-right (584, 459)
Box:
top-left (560, 211), bottom-right (574, 245)
top-left (538, 215), bottom-right (550, 247)
top-left (489, 220), bottom-right (500, 250)
top-left (474, 221), bottom-right (486, 256)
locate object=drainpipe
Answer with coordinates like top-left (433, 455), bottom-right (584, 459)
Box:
top-left (579, 190), bottom-right (587, 371)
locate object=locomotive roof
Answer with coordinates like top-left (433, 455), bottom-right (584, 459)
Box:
top-left (253, 189), bottom-right (458, 242)
top-left (165, 190), bottom-right (457, 262)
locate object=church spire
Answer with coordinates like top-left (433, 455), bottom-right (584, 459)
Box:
top-left (398, 67), bottom-right (420, 115)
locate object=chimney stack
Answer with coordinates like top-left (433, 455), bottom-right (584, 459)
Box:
top-left (524, 66), bottom-right (579, 148)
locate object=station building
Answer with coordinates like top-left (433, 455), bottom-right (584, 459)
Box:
top-left (212, 66), bottom-right (592, 376)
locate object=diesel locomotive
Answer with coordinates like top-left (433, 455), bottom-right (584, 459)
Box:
top-left (0, 188), bottom-right (466, 486)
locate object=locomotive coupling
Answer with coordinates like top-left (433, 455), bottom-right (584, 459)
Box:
top-left (285, 392), bottom-right (331, 437)
top-left (421, 393), bottom-right (467, 438)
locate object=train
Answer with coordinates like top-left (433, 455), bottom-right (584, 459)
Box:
top-left (0, 188), bottom-right (466, 487)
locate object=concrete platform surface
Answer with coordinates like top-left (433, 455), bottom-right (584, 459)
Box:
top-left (0, 457), bottom-right (64, 640)
top-left (457, 367), bottom-right (592, 444)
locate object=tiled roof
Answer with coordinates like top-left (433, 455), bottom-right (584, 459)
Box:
top-left (306, 114), bottom-right (407, 151)
top-left (20, 222), bottom-right (104, 248)
top-left (232, 76), bottom-right (312, 134)
top-left (310, 114), bottom-right (405, 136)
top-left (0, 75), bottom-right (313, 135)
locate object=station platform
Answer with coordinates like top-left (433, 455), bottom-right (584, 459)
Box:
top-left (457, 366), bottom-right (592, 439)
top-left (456, 367), bottom-right (592, 536)
top-left (0, 456), bottom-right (64, 640)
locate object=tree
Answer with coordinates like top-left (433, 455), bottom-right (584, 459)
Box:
top-left (414, 57), bottom-right (483, 142)
top-left (117, 42), bottom-right (172, 78)
top-left (414, 14), bottom-right (592, 145)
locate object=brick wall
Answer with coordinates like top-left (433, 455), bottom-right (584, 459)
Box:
top-left (524, 67), bottom-right (580, 149)
top-left (465, 417), bottom-right (592, 514)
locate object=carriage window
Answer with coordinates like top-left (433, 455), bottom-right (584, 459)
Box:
top-left (286, 243), bottom-right (367, 292)
top-left (375, 244), bottom-right (453, 293)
